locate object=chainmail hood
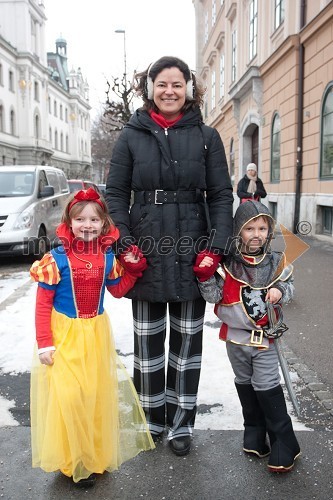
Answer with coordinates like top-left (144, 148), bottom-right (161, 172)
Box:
top-left (225, 201), bottom-right (285, 288)
top-left (233, 200), bottom-right (275, 239)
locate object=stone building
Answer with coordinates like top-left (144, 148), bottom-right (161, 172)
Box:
top-left (0, 0), bottom-right (91, 179)
top-left (193, 0), bottom-right (333, 239)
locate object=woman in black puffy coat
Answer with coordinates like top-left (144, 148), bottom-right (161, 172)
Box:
top-left (106, 56), bottom-right (233, 456)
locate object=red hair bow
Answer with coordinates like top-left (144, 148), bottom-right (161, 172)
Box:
top-left (74, 187), bottom-right (100, 201)
top-left (69, 188), bottom-right (104, 210)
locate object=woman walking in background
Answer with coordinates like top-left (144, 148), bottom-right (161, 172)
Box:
top-left (237, 162), bottom-right (267, 204)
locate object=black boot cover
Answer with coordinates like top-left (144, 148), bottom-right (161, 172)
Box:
top-left (235, 383), bottom-right (270, 458)
top-left (256, 385), bottom-right (300, 472)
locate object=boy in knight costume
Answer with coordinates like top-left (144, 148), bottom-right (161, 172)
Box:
top-left (193, 200), bottom-right (300, 472)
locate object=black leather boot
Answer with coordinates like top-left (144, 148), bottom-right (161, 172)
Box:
top-left (235, 383), bottom-right (270, 458)
top-left (256, 385), bottom-right (300, 472)
top-left (169, 436), bottom-right (191, 456)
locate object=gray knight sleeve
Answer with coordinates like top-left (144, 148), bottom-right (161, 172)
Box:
top-left (274, 274), bottom-right (295, 304)
top-left (197, 275), bottom-right (225, 304)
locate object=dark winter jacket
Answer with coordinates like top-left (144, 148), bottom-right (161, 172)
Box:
top-left (106, 108), bottom-right (233, 302)
top-left (237, 174), bottom-right (267, 203)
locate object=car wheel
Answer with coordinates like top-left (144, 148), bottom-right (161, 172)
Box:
top-left (33, 228), bottom-right (48, 259)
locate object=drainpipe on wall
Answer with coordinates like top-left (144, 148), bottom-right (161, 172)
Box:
top-left (293, 0), bottom-right (307, 233)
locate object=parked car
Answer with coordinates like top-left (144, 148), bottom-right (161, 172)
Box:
top-left (0, 165), bottom-right (70, 258)
top-left (67, 179), bottom-right (100, 193)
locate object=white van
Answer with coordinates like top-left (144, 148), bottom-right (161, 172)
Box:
top-left (0, 165), bottom-right (70, 257)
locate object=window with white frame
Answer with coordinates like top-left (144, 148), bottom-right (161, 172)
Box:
top-left (271, 112), bottom-right (281, 182)
top-left (211, 70), bottom-right (216, 110)
top-left (231, 30), bottom-right (237, 83)
top-left (230, 138), bottom-right (235, 185)
top-left (212, 0), bottom-right (216, 26)
top-left (0, 104), bottom-right (4, 132)
top-left (31, 17), bottom-right (37, 54)
top-left (10, 109), bottom-right (15, 135)
top-left (249, 0), bottom-right (258, 61)
top-left (0, 63), bottom-right (3, 86)
top-left (320, 83), bottom-right (333, 179)
top-left (274, 0), bottom-right (284, 30)
top-left (34, 81), bottom-right (39, 101)
top-left (34, 114), bottom-right (39, 139)
top-left (9, 70), bottom-right (14, 91)
top-left (204, 11), bottom-right (209, 44)
top-left (219, 53), bottom-right (225, 99)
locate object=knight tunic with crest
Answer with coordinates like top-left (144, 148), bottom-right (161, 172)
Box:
top-left (198, 252), bottom-right (294, 348)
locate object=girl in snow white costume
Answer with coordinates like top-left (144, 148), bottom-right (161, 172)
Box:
top-left (30, 188), bottom-right (154, 487)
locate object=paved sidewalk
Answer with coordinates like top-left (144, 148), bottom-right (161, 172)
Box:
top-left (1, 426), bottom-right (333, 500)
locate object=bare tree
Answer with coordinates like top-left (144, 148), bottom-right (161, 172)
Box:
top-left (91, 73), bottom-right (136, 182)
top-left (90, 112), bottom-right (120, 183)
top-left (104, 74), bottom-right (135, 130)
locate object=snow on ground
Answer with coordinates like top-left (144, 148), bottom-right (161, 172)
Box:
top-left (0, 272), bottom-right (309, 430)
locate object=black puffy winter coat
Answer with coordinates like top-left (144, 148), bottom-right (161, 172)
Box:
top-left (106, 108), bottom-right (233, 302)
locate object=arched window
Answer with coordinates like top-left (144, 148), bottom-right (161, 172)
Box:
top-left (230, 138), bottom-right (235, 186)
top-left (320, 83), bottom-right (333, 179)
top-left (270, 112), bottom-right (281, 182)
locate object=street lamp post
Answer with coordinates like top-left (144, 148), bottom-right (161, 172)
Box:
top-left (115, 29), bottom-right (127, 91)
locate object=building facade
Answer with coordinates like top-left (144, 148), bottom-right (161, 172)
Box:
top-left (0, 0), bottom-right (91, 179)
top-left (193, 0), bottom-right (333, 239)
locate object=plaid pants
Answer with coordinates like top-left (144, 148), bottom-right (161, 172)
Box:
top-left (132, 298), bottom-right (206, 440)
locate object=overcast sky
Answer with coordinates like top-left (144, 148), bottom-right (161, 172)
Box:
top-left (44, 0), bottom-right (196, 116)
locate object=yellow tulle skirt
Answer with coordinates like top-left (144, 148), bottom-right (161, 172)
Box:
top-left (30, 309), bottom-right (154, 483)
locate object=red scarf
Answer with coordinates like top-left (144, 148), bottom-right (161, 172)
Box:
top-left (149, 111), bottom-right (183, 129)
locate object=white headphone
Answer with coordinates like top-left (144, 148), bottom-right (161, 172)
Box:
top-left (145, 63), bottom-right (194, 100)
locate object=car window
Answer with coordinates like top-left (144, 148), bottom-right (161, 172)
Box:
top-left (0, 171), bottom-right (35, 197)
top-left (38, 171), bottom-right (48, 195)
top-left (68, 181), bottom-right (84, 193)
top-left (46, 171), bottom-right (61, 194)
top-left (57, 171), bottom-right (69, 193)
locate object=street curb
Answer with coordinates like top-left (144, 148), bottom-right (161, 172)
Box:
top-left (280, 338), bottom-right (333, 417)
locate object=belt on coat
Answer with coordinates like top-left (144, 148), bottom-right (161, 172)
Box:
top-left (134, 189), bottom-right (205, 205)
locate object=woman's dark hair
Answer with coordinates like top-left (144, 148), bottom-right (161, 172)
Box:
top-left (133, 56), bottom-right (205, 113)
